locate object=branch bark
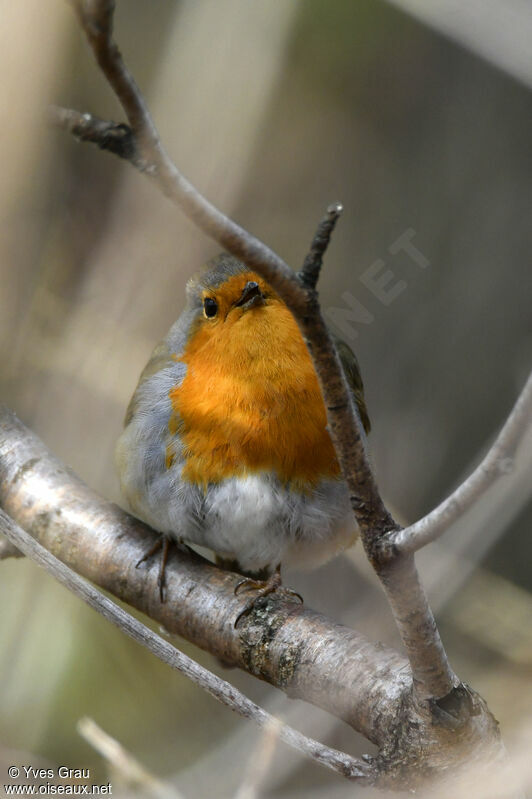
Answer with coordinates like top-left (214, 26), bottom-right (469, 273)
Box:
top-left (0, 406), bottom-right (502, 790)
top-left (0, 407), bottom-right (405, 749)
top-left (0, 506), bottom-right (369, 782)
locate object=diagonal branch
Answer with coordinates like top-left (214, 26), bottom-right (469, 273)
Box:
top-left (68, 2), bottom-right (299, 298)
top-left (53, 0), bottom-right (456, 700)
top-left (386, 368), bottom-right (532, 555)
top-left (0, 506), bottom-right (373, 783)
top-left (70, 0), bottom-right (157, 145)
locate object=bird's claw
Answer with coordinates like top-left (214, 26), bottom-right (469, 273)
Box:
top-left (234, 576), bottom-right (267, 595)
top-left (280, 587), bottom-right (304, 604)
top-left (157, 572), bottom-right (167, 603)
top-left (234, 569), bottom-right (303, 627)
top-left (135, 537), bottom-right (163, 569)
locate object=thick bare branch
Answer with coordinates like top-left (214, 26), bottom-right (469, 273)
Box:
top-left (0, 506), bottom-right (372, 783)
top-left (0, 406), bottom-right (502, 790)
top-left (0, 406), bottom-right (405, 747)
top-left (53, 0), bottom-right (456, 700)
top-left (387, 369), bottom-right (532, 555)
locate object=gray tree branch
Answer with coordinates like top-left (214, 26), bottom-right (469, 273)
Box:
top-left (0, 406), bottom-right (502, 790)
top-left (0, 503), bottom-right (371, 783)
top-left (385, 369), bottom-right (532, 555)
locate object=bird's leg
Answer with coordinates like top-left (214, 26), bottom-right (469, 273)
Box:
top-left (157, 536), bottom-right (171, 602)
top-left (234, 564), bottom-right (303, 627)
top-left (135, 534), bottom-right (171, 602)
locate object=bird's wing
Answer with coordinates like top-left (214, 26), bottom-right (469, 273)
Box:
top-left (330, 331), bottom-right (371, 435)
top-left (123, 340), bottom-right (175, 427)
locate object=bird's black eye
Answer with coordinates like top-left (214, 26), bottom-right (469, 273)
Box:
top-left (203, 297), bottom-right (218, 318)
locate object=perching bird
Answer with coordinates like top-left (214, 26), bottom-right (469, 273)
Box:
top-left (116, 254), bottom-right (370, 621)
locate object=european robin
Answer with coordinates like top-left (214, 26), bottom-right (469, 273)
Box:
top-left (116, 254), bottom-right (370, 619)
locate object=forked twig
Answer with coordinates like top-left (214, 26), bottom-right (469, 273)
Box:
top-left (386, 369), bottom-right (532, 555)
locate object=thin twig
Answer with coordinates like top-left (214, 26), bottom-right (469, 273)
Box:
top-left (50, 105), bottom-right (138, 164)
top-left (54, 0), bottom-right (457, 699)
top-left (234, 718), bottom-right (282, 799)
top-left (0, 507), bottom-right (373, 783)
top-left (67, 0), bottom-right (299, 298)
top-left (70, 0), bottom-right (156, 144)
top-left (298, 203), bottom-right (343, 289)
top-left (78, 717), bottom-right (183, 799)
top-left (387, 369), bottom-right (532, 555)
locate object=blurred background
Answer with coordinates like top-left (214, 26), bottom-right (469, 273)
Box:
top-left (1, 1), bottom-right (531, 797)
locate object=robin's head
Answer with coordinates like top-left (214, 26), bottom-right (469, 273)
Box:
top-left (186, 254), bottom-right (274, 328)
top-left (181, 254), bottom-right (300, 367)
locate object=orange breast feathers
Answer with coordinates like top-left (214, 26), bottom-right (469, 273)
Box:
top-left (168, 272), bottom-right (340, 489)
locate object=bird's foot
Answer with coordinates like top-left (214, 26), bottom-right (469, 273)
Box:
top-left (234, 565), bottom-right (303, 627)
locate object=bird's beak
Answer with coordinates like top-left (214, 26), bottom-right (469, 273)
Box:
top-left (234, 281), bottom-right (265, 309)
